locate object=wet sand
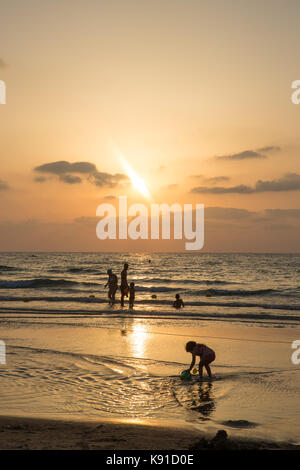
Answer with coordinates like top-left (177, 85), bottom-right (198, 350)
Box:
top-left (0, 415), bottom-right (299, 450)
top-left (1, 318), bottom-right (300, 446)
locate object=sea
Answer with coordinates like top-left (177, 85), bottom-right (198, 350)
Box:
top-left (0, 252), bottom-right (299, 323)
top-left (0, 252), bottom-right (300, 444)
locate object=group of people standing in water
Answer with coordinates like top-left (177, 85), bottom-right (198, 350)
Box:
top-left (105, 262), bottom-right (185, 310)
top-left (105, 263), bottom-right (135, 307)
top-left (105, 263), bottom-right (215, 379)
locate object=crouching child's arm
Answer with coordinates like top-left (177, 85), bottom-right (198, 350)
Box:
top-left (187, 354), bottom-right (196, 372)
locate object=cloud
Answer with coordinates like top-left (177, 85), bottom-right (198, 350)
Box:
top-left (214, 146), bottom-right (280, 161)
top-left (205, 176), bottom-right (230, 184)
top-left (74, 216), bottom-right (98, 225)
top-left (257, 146), bottom-right (281, 153)
top-left (190, 175), bottom-right (230, 184)
top-left (1, 208), bottom-right (299, 252)
top-left (34, 161), bottom-right (96, 175)
top-left (34, 160), bottom-right (128, 187)
top-left (34, 176), bottom-right (48, 183)
top-left (263, 223), bottom-right (296, 231)
top-left (205, 206), bottom-right (300, 222)
top-left (191, 184), bottom-right (253, 194)
top-left (263, 209), bottom-right (300, 218)
top-left (191, 173), bottom-right (300, 194)
top-left (205, 207), bottom-right (255, 219)
top-left (0, 180), bottom-right (9, 191)
top-left (216, 150), bottom-right (265, 161)
top-left (59, 174), bottom-right (82, 184)
top-left (90, 171), bottom-right (126, 188)
top-left (255, 173), bottom-right (300, 192)
top-left (190, 174), bottom-right (204, 179)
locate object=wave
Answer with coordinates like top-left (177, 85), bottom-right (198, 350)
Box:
top-left (136, 285), bottom-right (178, 293)
top-left (46, 271), bottom-right (239, 285)
top-left (48, 267), bottom-right (101, 275)
top-left (0, 278), bottom-right (99, 289)
top-left (0, 278), bottom-right (247, 294)
top-left (0, 294), bottom-right (299, 312)
top-left (136, 286), bottom-right (277, 296)
top-left (1, 304), bottom-right (299, 323)
top-left (138, 277), bottom-right (238, 285)
top-left (0, 276), bottom-right (297, 304)
top-left (67, 267), bottom-right (100, 274)
top-left (202, 288), bottom-right (276, 297)
top-left (0, 265), bottom-right (20, 272)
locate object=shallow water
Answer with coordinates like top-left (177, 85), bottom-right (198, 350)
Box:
top-left (1, 315), bottom-right (300, 444)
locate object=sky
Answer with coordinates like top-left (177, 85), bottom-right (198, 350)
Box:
top-left (0, 0), bottom-right (300, 251)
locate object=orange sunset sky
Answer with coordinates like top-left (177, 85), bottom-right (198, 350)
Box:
top-left (0, 0), bottom-right (300, 251)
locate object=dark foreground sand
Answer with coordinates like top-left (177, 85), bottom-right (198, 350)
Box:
top-left (0, 416), bottom-right (299, 450)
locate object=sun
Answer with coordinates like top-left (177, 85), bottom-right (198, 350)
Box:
top-left (120, 157), bottom-right (151, 199)
top-left (109, 142), bottom-right (151, 199)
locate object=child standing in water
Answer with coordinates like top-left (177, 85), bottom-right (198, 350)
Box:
top-left (185, 341), bottom-right (216, 379)
top-left (129, 282), bottom-right (135, 308)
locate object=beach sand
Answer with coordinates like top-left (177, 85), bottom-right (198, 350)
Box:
top-left (0, 415), bottom-right (299, 450)
top-left (1, 314), bottom-right (300, 450)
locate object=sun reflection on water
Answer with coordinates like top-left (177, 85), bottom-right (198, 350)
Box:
top-left (129, 320), bottom-right (149, 358)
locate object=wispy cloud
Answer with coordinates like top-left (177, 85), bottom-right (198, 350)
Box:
top-left (205, 206), bottom-right (300, 221)
top-left (205, 207), bottom-right (255, 219)
top-left (257, 146), bottom-right (281, 153)
top-left (216, 150), bottom-right (265, 161)
top-left (34, 176), bottom-right (48, 183)
top-left (214, 146), bottom-right (280, 161)
top-left (264, 209), bottom-right (300, 218)
top-left (191, 173), bottom-right (300, 194)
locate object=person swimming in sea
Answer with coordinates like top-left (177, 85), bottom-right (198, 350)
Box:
top-left (185, 341), bottom-right (216, 379)
top-left (173, 294), bottom-right (184, 308)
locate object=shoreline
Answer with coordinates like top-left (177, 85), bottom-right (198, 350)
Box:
top-left (0, 415), bottom-right (299, 450)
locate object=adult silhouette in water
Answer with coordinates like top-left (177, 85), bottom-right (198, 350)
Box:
top-left (105, 269), bottom-right (118, 304)
top-left (120, 263), bottom-right (129, 307)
